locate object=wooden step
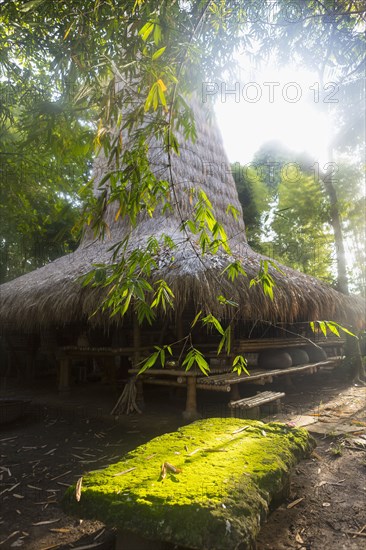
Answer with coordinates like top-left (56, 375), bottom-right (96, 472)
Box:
top-left (229, 391), bottom-right (285, 410)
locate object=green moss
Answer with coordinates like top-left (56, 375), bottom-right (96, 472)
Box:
top-left (63, 419), bottom-right (315, 549)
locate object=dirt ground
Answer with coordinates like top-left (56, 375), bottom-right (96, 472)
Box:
top-left (0, 368), bottom-right (365, 550)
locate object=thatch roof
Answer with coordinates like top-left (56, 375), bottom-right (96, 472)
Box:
top-left (0, 100), bottom-right (364, 332)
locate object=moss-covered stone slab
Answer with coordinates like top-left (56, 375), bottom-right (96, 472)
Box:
top-left (63, 419), bottom-right (315, 550)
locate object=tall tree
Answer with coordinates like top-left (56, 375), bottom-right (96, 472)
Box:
top-left (267, 0), bottom-right (365, 293)
top-left (0, 72), bottom-right (93, 282)
top-left (234, 142), bottom-right (365, 292)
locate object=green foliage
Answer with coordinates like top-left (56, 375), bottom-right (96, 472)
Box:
top-left (234, 142), bottom-right (365, 292)
top-left (0, 8), bottom-right (95, 282)
top-left (83, 236), bottom-right (177, 325)
top-left (310, 320), bottom-right (356, 338)
top-left (231, 162), bottom-right (271, 250)
top-left (271, 172), bottom-right (334, 282)
top-left (183, 189), bottom-right (231, 255)
top-left (232, 355), bottom-right (249, 376)
top-left (221, 260), bottom-right (247, 282)
top-left (182, 347), bottom-right (210, 375)
top-left (249, 260), bottom-right (283, 301)
top-left (138, 344), bottom-right (173, 374)
top-left (332, 161), bottom-right (366, 293)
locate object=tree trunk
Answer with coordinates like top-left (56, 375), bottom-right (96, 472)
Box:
top-left (321, 147), bottom-right (348, 295)
top-left (345, 334), bottom-right (365, 385)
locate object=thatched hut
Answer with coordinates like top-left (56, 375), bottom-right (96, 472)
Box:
top-left (0, 98), bottom-right (364, 401)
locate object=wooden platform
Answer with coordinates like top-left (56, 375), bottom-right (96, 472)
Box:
top-left (229, 391), bottom-right (285, 419)
top-left (229, 391), bottom-right (286, 410)
top-left (196, 358), bottom-right (340, 387)
top-left (129, 357), bottom-right (341, 419)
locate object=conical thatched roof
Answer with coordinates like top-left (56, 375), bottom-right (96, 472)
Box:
top-left (0, 99), bottom-right (364, 331)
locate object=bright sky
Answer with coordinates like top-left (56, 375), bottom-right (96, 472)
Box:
top-left (211, 58), bottom-right (364, 288)
top-left (212, 62), bottom-right (333, 166)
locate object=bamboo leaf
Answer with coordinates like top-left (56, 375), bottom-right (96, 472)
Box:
top-left (326, 321), bottom-right (356, 338)
top-left (191, 311), bottom-right (202, 328)
top-left (139, 22), bottom-right (154, 41)
top-left (19, 0), bottom-right (45, 12)
top-left (157, 84), bottom-right (167, 107)
top-left (139, 351), bottom-right (159, 374)
top-left (326, 322), bottom-right (340, 337)
top-left (144, 83), bottom-right (157, 112)
top-left (63, 22), bottom-right (74, 40)
top-left (202, 314), bottom-right (224, 335)
top-left (232, 355), bottom-right (249, 375)
top-left (318, 321), bottom-right (327, 337)
top-left (152, 47), bottom-right (166, 60)
top-left (153, 23), bottom-right (162, 45)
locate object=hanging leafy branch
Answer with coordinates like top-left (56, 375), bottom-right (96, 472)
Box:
top-left (310, 321), bottom-right (357, 338)
top-left (249, 260), bottom-right (284, 301)
top-left (138, 344), bottom-right (173, 374)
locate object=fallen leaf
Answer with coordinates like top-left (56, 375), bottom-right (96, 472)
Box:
top-left (287, 497), bottom-right (304, 509)
top-left (10, 538), bottom-right (25, 548)
top-left (75, 477), bottom-right (83, 502)
top-left (311, 451), bottom-right (323, 460)
top-left (0, 531), bottom-right (20, 546)
top-left (316, 481), bottom-right (327, 487)
top-left (50, 470), bottom-right (71, 481)
top-left (164, 462), bottom-right (182, 474)
top-left (187, 448), bottom-right (200, 456)
top-left (65, 543), bottom-right (103, 549)
top-left (44, 448), bottom-right (57, 456)
top-left (231, 426), bottom-right (249, 435)
top-left (0, 482), bottom-right (20, 496)
top-left (32, 519), bottom-right (60, 526)
top-left (112, 467), bottom-right (136, 477)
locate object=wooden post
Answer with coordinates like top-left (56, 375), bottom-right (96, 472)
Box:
top-left (58, 357), bottom-right (70, 394)
top-left (247, 406), bottom-right (260, 420)
top-left (183, 376), bottom-right (200, 421)
top-left (133, 316), bottom-right (144, 407)
top-left (284, 375), bottom-right (295, 390)
top-left (273, 398), bottom-right (281, 414)
top-left (230, 384), bottom-right (240, 401)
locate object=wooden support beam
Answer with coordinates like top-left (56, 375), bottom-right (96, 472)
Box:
top-left (58, 357), bottom-right (70, 394)
top-left (183, 376), bottom-right (200, 421)
top-left (230, 384), bottom-right (241, 401)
